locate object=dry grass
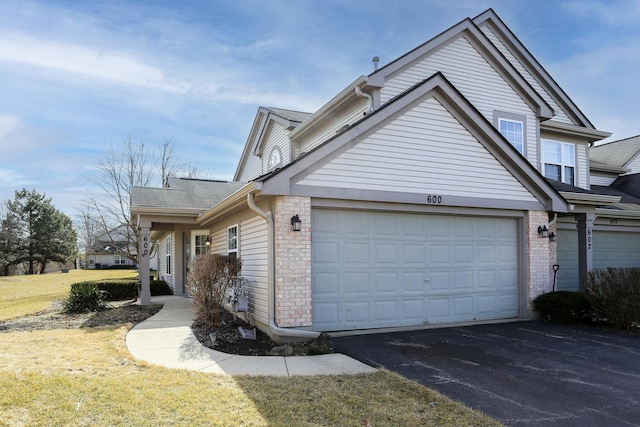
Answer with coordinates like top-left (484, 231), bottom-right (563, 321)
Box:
top-left (0, 271), bottom-right (502, 427)
top-left (0, 269), bottom-right (137, 320)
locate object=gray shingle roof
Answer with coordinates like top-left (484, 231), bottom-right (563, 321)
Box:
top-left (590, 135), bottom-right (640, 167)
top-left (131, 178), bottom-right (247, 211)
top-left (265, 107), bottom-right (312, 124)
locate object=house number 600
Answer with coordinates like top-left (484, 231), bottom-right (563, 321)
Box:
top-left (427, 195), bottom-right (443, 204)
top-left (142, 236), bottom-right (149, 258)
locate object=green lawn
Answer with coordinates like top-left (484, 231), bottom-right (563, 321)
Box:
top-left (0, 271), bottom-right (502, 426)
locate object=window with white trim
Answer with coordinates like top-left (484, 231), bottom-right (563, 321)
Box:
top-left (114, 254), bottom-right (127, 265)
top-left (195, 234), bottom-right (210, 256)
top-left (498, 118), bottom-right (524, 154)
top-left (227, 225), bottom-right (238, 259)
top-left (543, 140), bottom-right (575, 185)
top-left (165, 234), bottom-right (172, 275)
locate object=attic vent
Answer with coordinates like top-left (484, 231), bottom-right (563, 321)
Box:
top-left (336, 124), bottom-right (351, 134)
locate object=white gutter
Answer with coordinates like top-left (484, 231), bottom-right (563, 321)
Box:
top-left (355, 86), bottom-right (374, 114)
top-left (246, 191), bottom-right (320, 341)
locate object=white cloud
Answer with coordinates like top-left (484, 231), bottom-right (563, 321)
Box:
top-left (564, 0), bottom-right (640, 26)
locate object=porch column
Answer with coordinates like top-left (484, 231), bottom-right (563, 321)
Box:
top-left (576, 212), bottom-right (595, 292)
top-left (138, 220), bottom-right (152, 305)
top-left (173, 230), bottom-right (185, 295)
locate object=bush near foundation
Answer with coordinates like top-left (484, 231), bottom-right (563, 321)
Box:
top-left (533, 291), bottom-right (593, 324)
top-left (585, 268), bottom-right (640, 331)
top-left (186, 254), bottom-right (242, 329)
top-left (71, 279), bottom-right (172, 300)
top-left (62, 282), bottom-right (109, 313)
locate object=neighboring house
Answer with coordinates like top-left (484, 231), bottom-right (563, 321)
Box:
top-left (85, 226), bottom-right (147, 270)
top-left (132, 9), bottom-right (640, 342)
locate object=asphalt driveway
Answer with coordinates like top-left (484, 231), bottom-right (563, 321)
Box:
top-left (333, 321), bottom-right (640, 426)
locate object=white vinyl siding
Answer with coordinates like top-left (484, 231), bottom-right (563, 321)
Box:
top-left (590, 173), bottom-right (617, 186)
top-left (625, 153), bottom-right (640, 174)
top-left (295, 98), bottom-right (369, 156)
top-left (296, 97), bottom-right (538, 202)
top-left (237, 215), bottom-right (269, 325)
top-left (479, 24), bottom-right (574, 125)
top-left (576, 144), bottom-right (588, 189)
top-left (237, 155), bottom-right (262, 182)
top-left (380, 37), bottom-right (538, 167)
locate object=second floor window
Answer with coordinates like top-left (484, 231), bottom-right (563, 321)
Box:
top-left (543, 140), bottom-right (575, 186)
top-left (498, 118), bottom-right (524, 154)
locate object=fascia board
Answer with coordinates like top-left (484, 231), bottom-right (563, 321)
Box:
top-left (595, 207), bottom-right (640, 218)
top-left (365, 18), bottom-right (554, 120)
top-left (289, 76), bottom-right (367, 141)
top-left (590, 162), bottom-right (629, 174)
top-left (561, 191), bottom-right (621, 205)
top-left (234, 109), bottom-right (269, 181)
top-left (262, 73), bottom-right (566, 213)
top-left (541, 121), bottom-right (612, 142)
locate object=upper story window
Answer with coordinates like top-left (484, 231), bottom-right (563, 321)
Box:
top-left (227, 225), bottom-right (238, 259)
top-left (543, 140), bottom-right (575, 186)
top-left (498, 118), bottom-right (524, 154)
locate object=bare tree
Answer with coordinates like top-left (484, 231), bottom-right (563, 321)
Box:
top-left (84, 137), bottom-right (193, 264)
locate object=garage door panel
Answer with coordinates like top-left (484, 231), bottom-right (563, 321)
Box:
top-left (312, 210), bottom-right (519, 330)
top-left (375, 243), bottom-right (398, 263)
top-left (345, 243), bottom-right (369, 264)
top-left (374, 272), bottom-right (397, 292)
top-left (402, 272), bottom-right (425, 292)
top-left (312, 272), bottom-right (339, 295)
top-left (344, 272), bottom-right (368, 294)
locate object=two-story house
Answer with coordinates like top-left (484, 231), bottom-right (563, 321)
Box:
top-left (131, 9), bottom-right (640, 342)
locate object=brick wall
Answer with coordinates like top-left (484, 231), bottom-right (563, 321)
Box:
top-left (526, 210), bottom-right (554, 309)
top-left (273, 196), bottom-right (312, 327)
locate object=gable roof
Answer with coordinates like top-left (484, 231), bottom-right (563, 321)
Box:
top-left (472, 9), bottom-right (594, 129)
top-left (364, 11), bottom-right (554, 121)
top-left (590, 135), bottom-right (640, 168)
top-left (233, 107), bottom-right (311, 181)
top-left (256, 72), bottom-right (566, 213)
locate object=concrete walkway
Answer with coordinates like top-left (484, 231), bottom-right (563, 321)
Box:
top-left (125, 296), bottom-right (376, 376)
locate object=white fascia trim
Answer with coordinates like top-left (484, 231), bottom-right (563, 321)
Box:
top-left (560, 191), bottom-right (621, 205)
top-left (541, 121), bottom-right (612, 142)
top-left (595, 207), bottom-right (640, 218)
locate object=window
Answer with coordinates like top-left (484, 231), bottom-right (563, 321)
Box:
top-left (498, 118), bottom-right (524, 154)
top-left (268, 146), bottom-right (282, 170)
top-left (114, 254), bottom-right (127, 265)
top-left (543, 140), bottom-right (575, 185)
top-left (165, 234), bottom-right (172, 275)
top-left (227, 225), bottom-right (238, 259)
top-left (195, 234), bottom-right (210, 256)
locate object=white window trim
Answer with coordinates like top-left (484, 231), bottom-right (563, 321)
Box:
top-left (191, 229), bottom-right (210, 258)
top-left (268, 146), bottom-right (282, 171)
top-left (542, 139), bottom-right (576, 185)
top-left (494, 111), bottom-right (527, 156)
top-left (165, 234), bottom-right (172, 275)
top-left (227, 224), bottom-right (239, 257)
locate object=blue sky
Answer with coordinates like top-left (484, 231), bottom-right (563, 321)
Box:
top-left (1, 0), bottom-right (640, 218)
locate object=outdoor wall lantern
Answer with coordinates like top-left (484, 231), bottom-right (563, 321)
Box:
top-left (548, 232), bottom-right (556, 242)
top-left (205, 236), bottom-right (211, 246)
top-left (538, 225), bottom-right (549, 238)
top-left (291, 214), bottom-right (302, 232)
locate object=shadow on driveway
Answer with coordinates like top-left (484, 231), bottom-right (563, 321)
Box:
top-left (333, 321), bottom-right (640, 426)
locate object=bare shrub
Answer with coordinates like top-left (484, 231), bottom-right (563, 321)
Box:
top-left (186, 254), bottom-right (242, 329)
top-left (585, 267), bottom-right (640, 331)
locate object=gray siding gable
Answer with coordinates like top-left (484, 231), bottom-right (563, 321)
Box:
top-left (257, 73), bottom-right (566, 213)
top-left (365, 14), bottom-right (554, 121)
top-left (472, 9), bottom-right (595, 129)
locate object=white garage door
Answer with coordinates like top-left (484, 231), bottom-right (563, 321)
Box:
top-left (312, 209), bottom-right (519, 331)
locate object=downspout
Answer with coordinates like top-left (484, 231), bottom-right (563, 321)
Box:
top-left (247, 192), bottom-right (320, 340)
top-left (355, 86), bottom-right (374, 115)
